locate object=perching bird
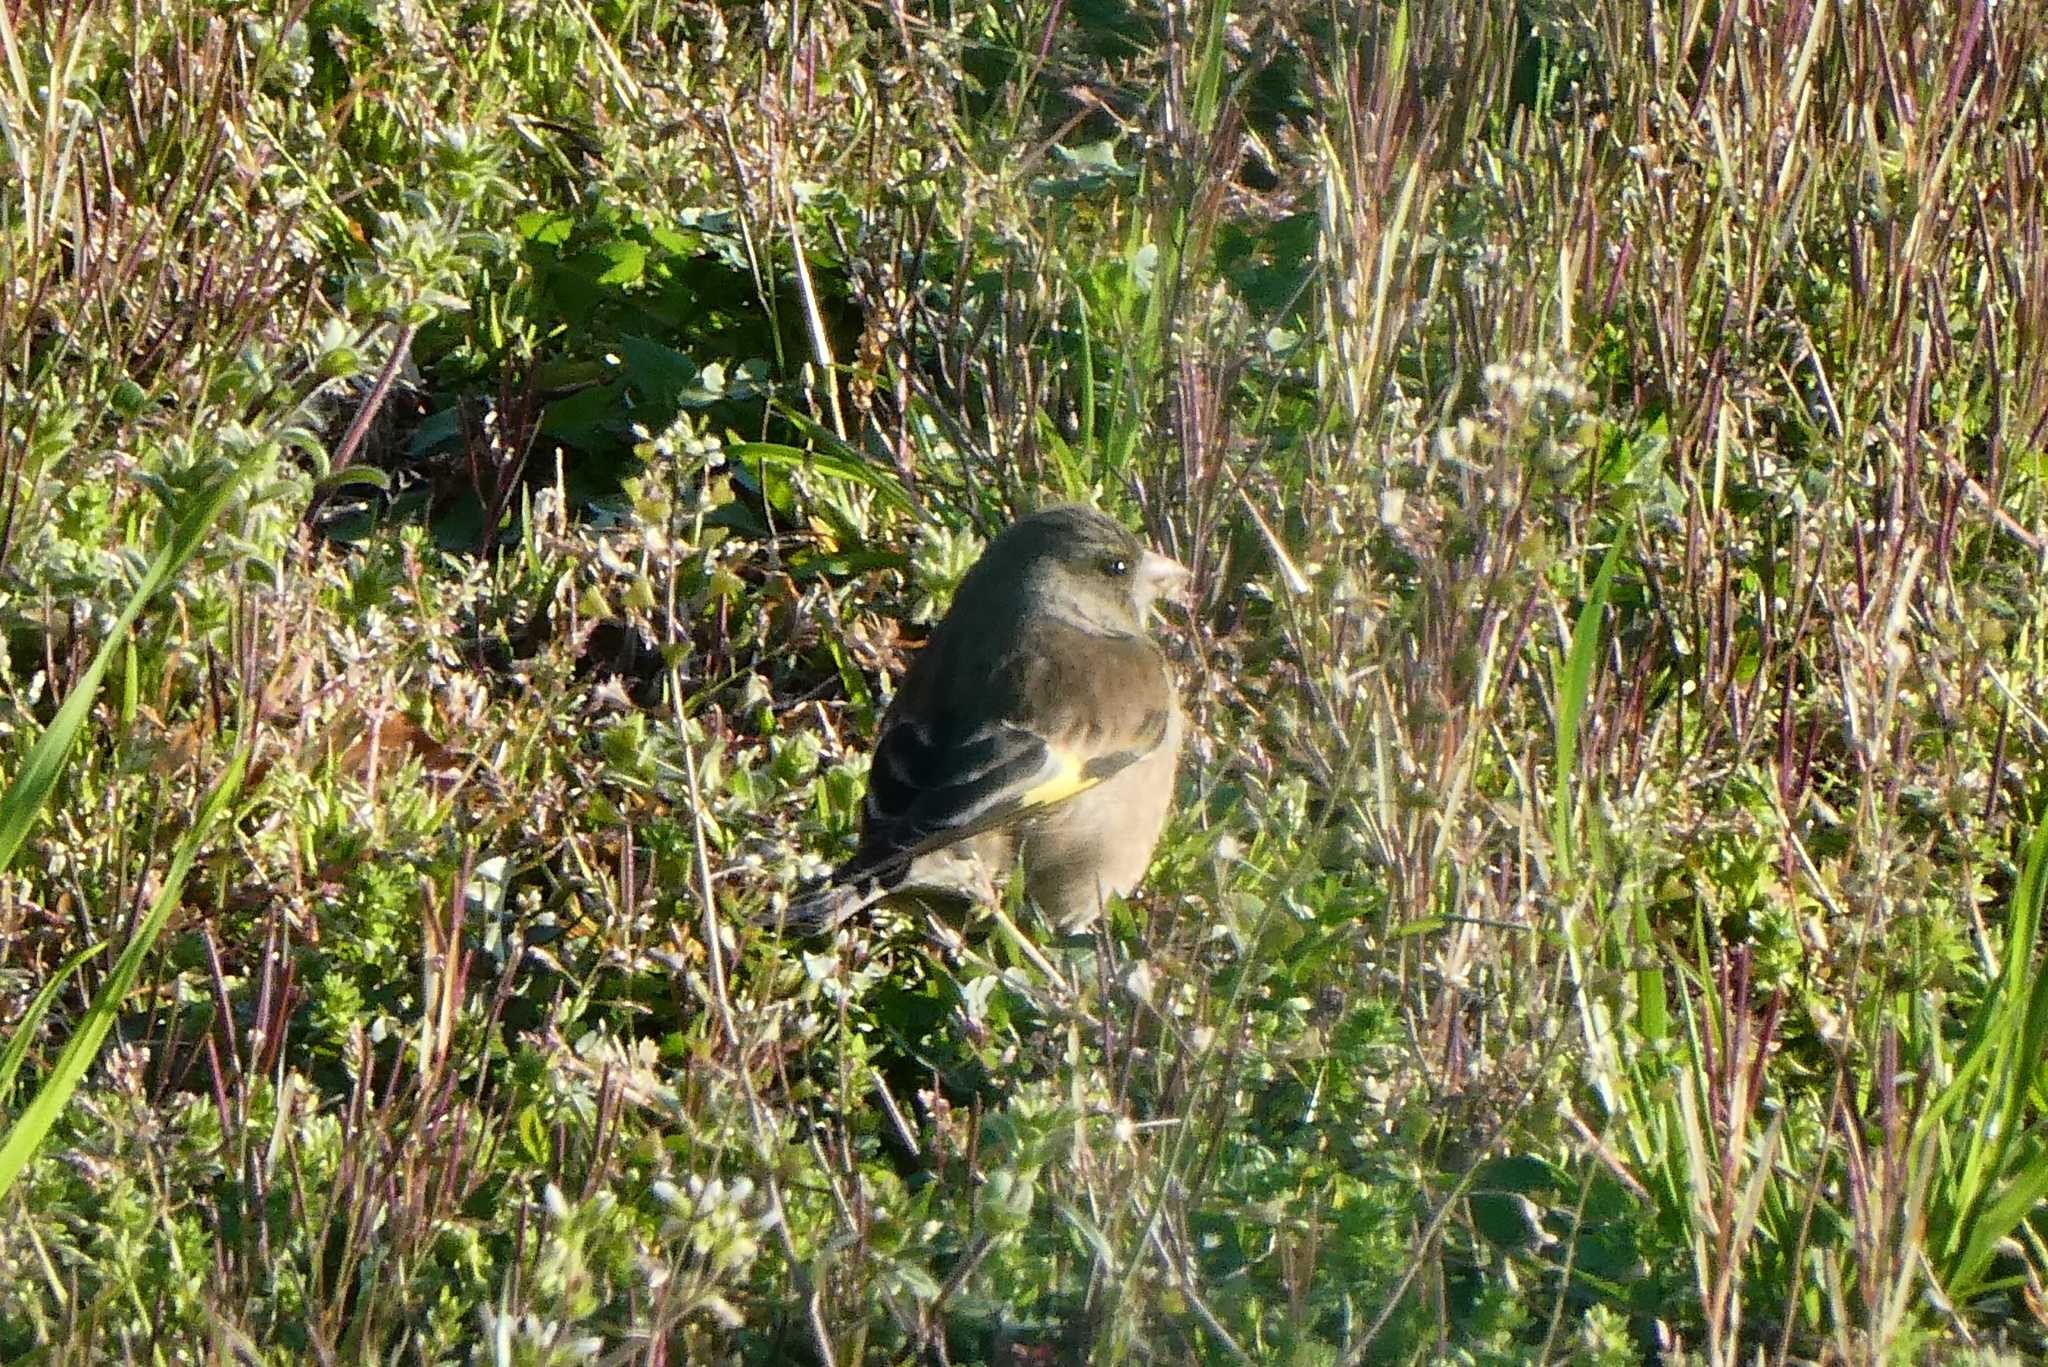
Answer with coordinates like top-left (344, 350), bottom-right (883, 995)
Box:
top-left (776, 504), bottom-right (1189, 934)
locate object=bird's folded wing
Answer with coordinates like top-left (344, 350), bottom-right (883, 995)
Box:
top-left (844, 624), bottom-right (1173, 883)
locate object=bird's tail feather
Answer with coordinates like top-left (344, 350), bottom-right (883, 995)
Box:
top-left (756, 878), bottom-right (884, 934)
top-left (757, 843), bottom-right (1000, 935)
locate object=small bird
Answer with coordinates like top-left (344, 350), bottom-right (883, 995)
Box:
top-left (777, 504), bottom-right (1189, 934)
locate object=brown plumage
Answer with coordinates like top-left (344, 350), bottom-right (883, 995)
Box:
top-left (775, 504), bottom-right (1188, 933)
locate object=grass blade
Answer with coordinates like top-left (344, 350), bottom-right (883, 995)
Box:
top-left (0, 464), bottom-right (247, 872)
top-left (1551, 536), bottom-right (1624, 877)
top-left (0, 749), bottom-right (247, 1198)
top-left (0, 939), bottom-right (106, 1105)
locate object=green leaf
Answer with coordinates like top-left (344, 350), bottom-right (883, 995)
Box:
top-left (786, 547), bottom-right (910, 580)
top-left (1471, 1191), bottom-right (1551, 1250)
top-left (517, 210), bottom-right (574, 245)
top-left (315, 464), bottom-right (391, 494)
top-left (614, 335), bottom-right (704, 410)
top-left (595, 240), bottom-right (648, 286)
top-left (727, 439), bottom-right (915, 516)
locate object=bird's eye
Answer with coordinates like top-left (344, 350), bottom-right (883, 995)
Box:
top-left (1103, 556), bottom-right (1130, 577)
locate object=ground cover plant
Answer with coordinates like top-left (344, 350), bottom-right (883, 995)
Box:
top-left (2, 0), bottom-right (2046, 1361)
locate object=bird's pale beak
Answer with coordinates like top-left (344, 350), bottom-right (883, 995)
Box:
top-left (1138, 550), bottom-right (1193, 608)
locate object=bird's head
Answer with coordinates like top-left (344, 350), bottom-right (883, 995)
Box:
top-left (978, 504), bottom-right (1190, 631)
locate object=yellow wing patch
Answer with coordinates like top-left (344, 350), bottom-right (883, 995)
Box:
top-left (1019, 750), bottom-right (1099, 809)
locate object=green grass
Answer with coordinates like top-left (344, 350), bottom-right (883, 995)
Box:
top-left (2, 0), bottom-right (2047, 1362)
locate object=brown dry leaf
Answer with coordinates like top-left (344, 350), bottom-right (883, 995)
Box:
top-left (846, 612), bottom-right (913, 679)
top-left (135, 705), bottom-right (208, 783)
top-left (326, 711), bottom-right (469, 789)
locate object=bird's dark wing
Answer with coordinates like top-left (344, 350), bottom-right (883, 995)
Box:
top-left (835, 619), bottom-right (1173, 888)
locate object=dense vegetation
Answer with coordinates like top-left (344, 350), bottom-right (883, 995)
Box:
top-left (2, 1), bottom-right (2046, 1361)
